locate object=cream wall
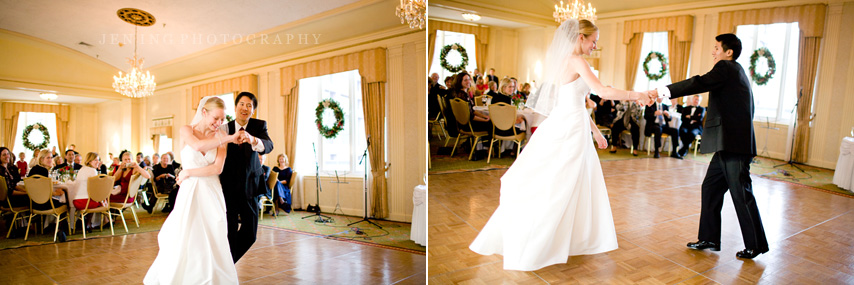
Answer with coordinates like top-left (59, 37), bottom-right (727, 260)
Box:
top-left (484, 27), bottom-right (519, 80)
top-left (498, 0), bottom-right (854, 169)
top-left (130, 27), bottom-right (424, 222)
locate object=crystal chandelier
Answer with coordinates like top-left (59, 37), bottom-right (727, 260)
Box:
top-left (553, 0), bottom-right (597, 23)
top-left (395, 0), bottom-right (426, 30)
top-left (461, 13), bottom-right (481, 22)
top-left (113, 8), bottom-right (156, 98)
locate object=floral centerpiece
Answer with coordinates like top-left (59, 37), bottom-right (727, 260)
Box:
top-left (55, 166), bottom-right (76, 182)
top-left (511, 93), bottom-right (526, 109)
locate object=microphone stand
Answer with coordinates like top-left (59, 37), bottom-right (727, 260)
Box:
top-left (303, 142), bottom-right (331, 223)
top-left (348, 137), bottom-right (382, 229)
top-left (774, 88), bottom-right (805, 173)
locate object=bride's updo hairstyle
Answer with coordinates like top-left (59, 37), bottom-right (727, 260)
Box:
top-left (202, 97), bottom-right (226, 114)
top-left (577, 19), bottom-right (598, 40)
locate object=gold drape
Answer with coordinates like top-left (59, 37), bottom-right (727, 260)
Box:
top-left (280, 47), bottom-right (388, 218)
top-left (625, 33), bottom-right (644, 90)
top-left (2, 103), bottom-right (70, 150)
top-left (362, 80), bottom-right (387, 218)
top-left (428, 20), bottom-right (490, 71)
top-left (428, 31), bottom-right (437, 68)
top-left (282, 82), bottom-right (300, 207)
top-left (190, 74), bottom-right (259, 110)
top-left (792, 36), bottom-right (821, 162)
top-left (668, 31), bottom-right (693, 103)
top-left (717, 4), bottom-right (826, 163)
top-left (623, 15), bottom-right (694, 45)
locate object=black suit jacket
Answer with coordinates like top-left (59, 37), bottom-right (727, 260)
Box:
top-left (666, 60), bottom-right (755, 155)
top-left (220, 118), bottom-right (274, 200)
top-left (643, 102), bottom-right (670, 129)
top-left (53, 163), bottom-right (81, 171)
top-left (680, 106), bottom-right (706, 132)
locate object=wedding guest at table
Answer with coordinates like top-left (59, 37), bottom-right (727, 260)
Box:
top-left (71, 152), bottom-right (105, 231)
top-left (150, 152), bottom-right (179, 213)
top-left (644, 97), bottom-right (671, 158)
top-left (475, 76), bottom-right (488, 95)
top-left (166, 151), bottom-right (180, 169)
top-left (473, 68), bottom-right (483, 83)
top-left (491, 78), bottom-right (514, 105)
top-left (609, 101), bottom-right (642, 156)
top-left (7, 153), bottom-right (22, 184)
top-left (485, 81), bottom-right (500, 97)
top-left (74, 153), bottom-right (83, 167)
top-left (53, 156), bottom-right (64, 169)
top-left (136, 152), bottom-right (147, 169)
top-left (674, 95), bottom-right (706, 159)
top-left (50, 146), bottom-right (58, 158)
top-left (143, 156), bottom-right (153, 170)
top-left (429, 77), bottom-right (442, 120)
top-left (453, 71), bottom-right (491, 133)
top-left (441, 75), bottom-right (460, 138)
top-left (112, 150), bottom-right (150, 203)
top-left (16, 152), bottom-right (28, 177)
top-left (271, 154), bottom-right (293, 213)
top-left (1, 147), bottom-right (27, 208)
top-left (29, 148), bottom-right (40, 169)
top-left (53, 150), bottom-right (81, 171)
top-left (28, 149), bottom-right (67, 210)
top-left (109, 156), bottom-right (121, 175)
top-left (519, 82), bottom-right (532, 100)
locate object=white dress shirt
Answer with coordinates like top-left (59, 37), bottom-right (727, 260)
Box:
top-left (234, 120), bottom-right (265, 152)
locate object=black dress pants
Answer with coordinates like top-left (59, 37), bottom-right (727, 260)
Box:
top-left (698, 151), bottom-right (769, 252)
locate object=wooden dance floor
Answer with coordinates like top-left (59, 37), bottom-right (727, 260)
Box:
top-left (0, 226), bottom-right (425, 284)
top-left (429, 158), bottom-right (854, 284)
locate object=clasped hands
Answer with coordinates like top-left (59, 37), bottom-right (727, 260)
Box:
top-left (222, 130), bottom-right (255, 145)
top-left (634, 89), bottom-right (659, 106)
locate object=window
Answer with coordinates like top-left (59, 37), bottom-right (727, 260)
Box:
top-left (429, 30), bottom-right (478, 83)
top-left (633, 31), bottom-right (672, 91)
top-left (295, 70), bottom-right (368, 176)
top-left (215, 93), bottom-right (236, 122)
top-left (157, 135), bottom-right (172, 155)
top-left (736, 22), bottom-right (800, 123)
top-left (13, 112), bottom-right (59, 156)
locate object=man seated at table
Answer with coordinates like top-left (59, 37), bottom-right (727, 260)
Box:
top-left (674, 95), bottom-right (705, 158)
top-left (644, 97), bottom-right (672, 158)
top-left (53, 150), bottom-right (81, 171)
top-left (148, 152), bottom-right (179, 213)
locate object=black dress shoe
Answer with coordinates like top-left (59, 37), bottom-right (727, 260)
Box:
top-left (736, 249), bottom-right (767, 259)
top-left (609, 148), bottom-right (617, 154)
top-left (670, 153), bottom-right (683, 160)
top-left (632, 151), bottom-right (639, 156)
top-left (654, 152), bottom-right (661, 158)
top-left (687, 241), bottom-right (720, 251)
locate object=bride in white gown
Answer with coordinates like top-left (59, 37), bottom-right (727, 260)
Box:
top-left (144, 96), bottom-right (241, 284)
top-left (469, 19), bottom-right (649, 271)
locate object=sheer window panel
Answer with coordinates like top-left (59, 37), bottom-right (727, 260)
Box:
top-left (736, 22), bottom-right (799, 124)
top-left (13, 112), bottom-right (60, 156)
top-left (294, 70), bottom-right (368, 177)
top-left (429, 30), bottom-right (479, 84)
top-left (633, 32), bottom-right (672, 92)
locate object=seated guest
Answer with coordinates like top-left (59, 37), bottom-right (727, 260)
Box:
top-left (98, 158), bottom-right (108, 175)
top-left (142, 156), bottom-right (153, 170)
top-left (53, 156), bottom-right (64, 170)
top-left (112, 150), bottom-right (151, 203)
top-left (452, 71), bottom-right (491, 133)
top-left (167, 151), bottom-right (181, 169)
top-left (1, 147), bottom-right (27, 208)
top-left (136, 152), bottom-right (147, 169)
top-left (491, 78), bottom-right (513, 105)
top-left (519, 82), bottom-right (532, 100)
top-left (475, 76), bottom-right (488, 94)
top-left (16, 152), bottom-right (27, 177)
top-left (152, 153), bottom-right (160, 166)
top-left (53, 150), bottom-right (82, 171)
top-left (109, 157), bottom-right (121, 175)
top-left (7, 154), bottom-right (21, 184)
top-left (150, 152), bottom-right (179, 213)
top-left (609, 101), bottom-right (642, 155)
top-left (644, 98), bottom-right (672, 158)
top-left (271, 154), bottom-right (293, 213)
top-left (509, 78), bottom-right (525, 101)
top-left (441, 76), bottom-right (460, 138)
top-left (590, 94), bottom-right (617, 127)
top-left (28, 148), bottom-right (41, 168)
top-left (675, 95), bottom-right (706, 158)
top-left (485, 81), bottom-right (500, 97)
top-left (70, 152), bottom-right (105, 230)
top-left (28, 149), bottom-right (68, 211)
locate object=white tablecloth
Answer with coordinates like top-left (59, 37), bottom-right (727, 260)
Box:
top-left (410, 184), bottom-right (427, 246)
top-left (833, 137), bottom-right (854, 190)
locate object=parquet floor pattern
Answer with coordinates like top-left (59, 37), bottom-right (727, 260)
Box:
top-left (428, 158), bottom-right (854, 284)
top-left (1, 226), bottom-right (426, 284)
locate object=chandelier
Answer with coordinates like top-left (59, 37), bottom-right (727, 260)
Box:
top-left (395, 0), bottom-right (426, 29)
top-left (461, 13), bottom-right (481, 22)
top-left (113, 8), bottom-right (157, 98)
top-left (39, 93), bottom-right (57, 100)
top-left (553, 0), bottom-right (597, 23)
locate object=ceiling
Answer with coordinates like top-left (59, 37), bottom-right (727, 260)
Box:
top-left (429, 5), bottom-right (531, 29)
top-left (0, 0), bottom-right (361, 70)
top-left (0, 0), bottom-right (406, 105)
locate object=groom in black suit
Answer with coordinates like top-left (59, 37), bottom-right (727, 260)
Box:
top-left (649, 33), bottom-right (768, 259)
top-left (221, 92), bottom-right (274, 263)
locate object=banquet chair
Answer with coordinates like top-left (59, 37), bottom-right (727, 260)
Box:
top-left (73, 174), bottom-right (114, 238)
top-left (449, 98), bottom-right (489, 160)
top-left (429, 94), bottom-right (449, 141)
top-left (487, 103), bottom-right (526, 163)
top-left (693, 135), bottom-right (702, 156)
top-left (109, 174), bottom-right (143, 233)
top-left (436, 95), bottom-right (453, 147)
top-left (24, 175), bottom-right (67, 241)
top-left (474, 95), bottom-right (492, 106)
top-left (0, 176), bottom-right (30, 238)
top-left (646, 133), bottom-right (670, 155)
top-left (259, 170), bottom-right (278, 220)
top-left (148, 169), bottom-right (170, 214)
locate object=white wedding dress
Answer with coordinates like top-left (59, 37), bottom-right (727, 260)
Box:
top-left (144, 145), bottom-right (238, 284)
top-left (470, 77), bottom-right (618, 271)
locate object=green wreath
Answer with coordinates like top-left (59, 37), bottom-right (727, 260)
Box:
top-left (439, 44), bottom-right (469, 73)
top-left (22, 122), bottom-right (50, 151)
top-left (749, 47), bottom-right (776, 86)
top-left (315, 99), bottom-right (345, 139)
top-left (643, 51), bottom-right (668, 81)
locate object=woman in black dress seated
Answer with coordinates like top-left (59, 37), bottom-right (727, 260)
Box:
top-left (271, 154), bottom-right (293, 213)
top-left (1, 147), bottom-right (27, 208)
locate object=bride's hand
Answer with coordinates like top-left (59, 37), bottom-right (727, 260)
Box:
top-left (593, 131), bottom-right (608, 149)
top-left (177, 170), bottom-right (189, 185)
